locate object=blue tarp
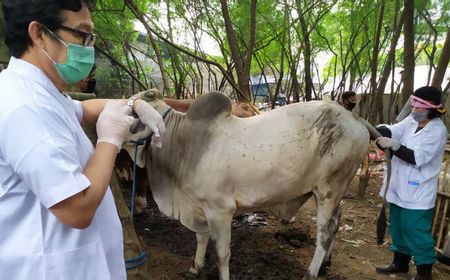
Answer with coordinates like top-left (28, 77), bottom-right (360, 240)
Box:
top-left (251, 84), bottom-right (269, 96)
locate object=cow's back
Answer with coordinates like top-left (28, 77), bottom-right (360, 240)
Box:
top-left (142, 96), bottom-right (371, 279)
top-left (147, 100), bottom-right (369, 230)
top-left (188, 101), bottom-right (369, 209)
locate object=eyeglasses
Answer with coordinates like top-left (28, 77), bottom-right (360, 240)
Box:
top-left (43, 25), bottom-right (96, 47)
top-left (59, 25), bottom-right (97, 46)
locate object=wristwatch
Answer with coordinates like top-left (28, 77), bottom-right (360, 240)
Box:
top-left (127, 97), bottom-right (138, 116)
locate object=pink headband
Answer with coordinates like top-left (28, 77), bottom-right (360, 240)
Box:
top-left (411, 95), bottom-right (442, 109)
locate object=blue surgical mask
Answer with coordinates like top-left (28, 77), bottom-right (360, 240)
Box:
top-left (42, 40), bottom-right (95, 84)
top-left (412, 111), bottom-right (428, 122)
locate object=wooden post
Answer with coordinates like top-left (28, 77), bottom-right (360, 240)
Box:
top-left (110, 171), bottom-right (151, 280)
top-left (65, 92), bottom-right (97, 101)
top-left (357, 155), bottom-right (370, 199)
top-left (432, 148), bottom-right (450, 255)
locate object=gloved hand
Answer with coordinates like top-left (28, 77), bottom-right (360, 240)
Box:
top-left (376, 137), bottom-right (401, 151)
top-left (133, 99), bottom-right (166, 148)
top-left (97, 101), bottom-right (135, 151)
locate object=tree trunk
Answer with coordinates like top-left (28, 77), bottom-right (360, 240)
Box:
top-left (219, 0), bottom-right (257, 101)
top-left (432, 27), bottom-right (450, 90)
top-left (95, 46), bottom-right (147, 90)
top-left (401, 0), bottom-right (415, 105)
top-left (65, 92), bottom-right (97, 101)
top-left (299, 12), bottom-right (313, 101)
top-left (367, 0), bottom-right (385, 124)
top-left (243, 0), bottom-right (258, 99)
top-left (272, 4), bottom-right (289, 108)
top-left (291, 65), bottom-right (300, 102)
top-left (296, 0), bottom-right (314, 102)
top-left (369, 7), bottom-right (404, 124)
top-left (165, 0), bottom-right (187, 99)
top-left (124, 0), bottom-right (170, 94)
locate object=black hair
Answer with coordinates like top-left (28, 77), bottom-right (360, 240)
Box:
top-left (342, 91), bottom-right (356, 101)
top-left (427, 109), bottom-right (442, 119)
top-left (413, 86), bottom-right (441, 105)
top-left (413, 86), bottom-right (446, 119)
top-left (2, 0), bottom-right (94, 58)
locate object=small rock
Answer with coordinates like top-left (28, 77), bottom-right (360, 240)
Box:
top-left (289, 239), bottom-right (302, 247)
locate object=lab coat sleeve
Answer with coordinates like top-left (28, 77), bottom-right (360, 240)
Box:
top-left (72, 99), bottom-right (84, 123)
top-left (386, 117), bottom-right (410, 141)
top-left (0, 104), bottom-right (91, 208)
top-left (413, 126), bottom-right (447, 168)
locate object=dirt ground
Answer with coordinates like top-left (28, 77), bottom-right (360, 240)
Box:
top-left (129, 162), bottom-right (450, 280)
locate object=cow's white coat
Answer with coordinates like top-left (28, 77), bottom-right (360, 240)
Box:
top-left (125, 91), bottom-right (371, 280)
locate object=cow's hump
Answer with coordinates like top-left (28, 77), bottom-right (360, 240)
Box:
top-left (186, 92), bottom-right (232, 121)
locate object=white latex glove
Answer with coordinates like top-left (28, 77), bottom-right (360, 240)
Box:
top-left (133, 99), bottom-right (166, 148)
top-left (376, 137), bottom-right (401, 151)
top-left (96, 101), bottom-right (135, 151)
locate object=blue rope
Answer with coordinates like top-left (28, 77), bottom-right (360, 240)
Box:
top-left (125, 251), bottom-right (148, 270)
top-left (127, 137), bottom-right (149, 218)
top-left (127, 107), bottom-right (172, 217)
top-left (124, 138), bottom-right (148, 270)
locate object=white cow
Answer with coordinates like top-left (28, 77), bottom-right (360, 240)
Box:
top-left (125, 89), bottom-right (384, 280)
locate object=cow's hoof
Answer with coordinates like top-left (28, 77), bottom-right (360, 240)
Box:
top-left (135, 196), bottom-right (147, 214)
top-left (181, 271), bottom-right (198, 279)
top-left (318, 265), bottom-right (327, 276)
top-left (318, 260), bottom-right (331, 276)
top-left (302, 272), bottom-right (316, 280)
top-left (134, 206), bottom-right (145, 215)
top-left (189, 266), bottom-right (200, 275)
top-left (281, 217), bottom-right (296, 225)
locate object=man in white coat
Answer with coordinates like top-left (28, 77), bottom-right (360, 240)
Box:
top-left (0, 1), bottom-right (164, 279)
top-left (375, 86), bottom-right (447, 280)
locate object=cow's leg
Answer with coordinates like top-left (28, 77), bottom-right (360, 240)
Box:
top-left (206, 210), bottom-right (234, 280)
top-left (319, 205), bottom-right (339, 276)
top-left (278, 193), bottom-right (313, 224)
top-left (134, 196), bottom-right (147, 214)
top-left (134, 166), bottom-right (148, 214)
top-left (318, 238), bottom-right (335, 276)
top-left (303, 199), bottom-right (341, 280)
top-left (189, 231), bottom-right (210, 275)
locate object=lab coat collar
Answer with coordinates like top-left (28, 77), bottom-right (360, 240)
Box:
top-left (7, 56), bottom-right (68, 101)
top-left (410, 116), bottom-right (439, 136)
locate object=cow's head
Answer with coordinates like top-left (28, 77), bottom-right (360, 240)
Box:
top-left (130, 88), bottom-right (169, 116)
top-left (123, 88), bottom-right (169, 168)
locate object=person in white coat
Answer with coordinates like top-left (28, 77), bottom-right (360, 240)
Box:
top-left (375, 86), bottom-right (447, 280)
top-left (0, 1), bottom-right (165, 279)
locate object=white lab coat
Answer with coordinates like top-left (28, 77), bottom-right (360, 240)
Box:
top-left (381, 115), bottom-right (447, 210)
top-left (0, 57), bottom-right (126, 279)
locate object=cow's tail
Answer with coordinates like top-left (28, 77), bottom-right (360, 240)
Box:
top-left (357, 116), bottom-right (391, 245)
